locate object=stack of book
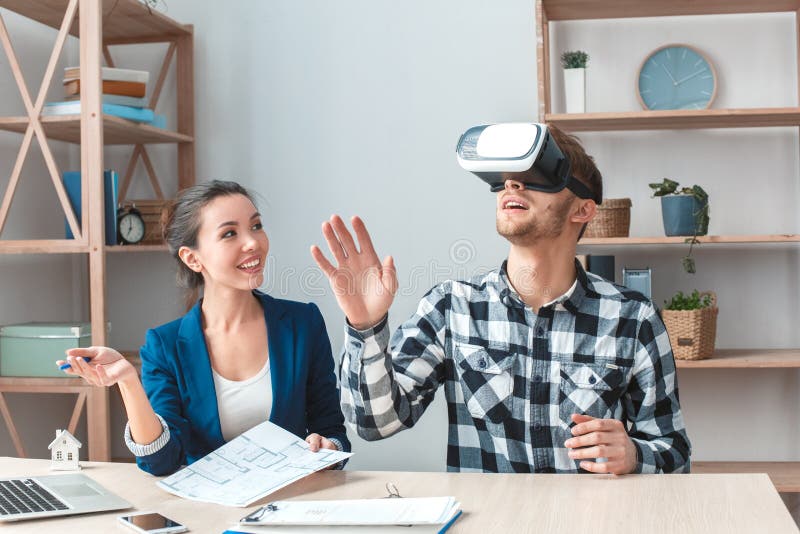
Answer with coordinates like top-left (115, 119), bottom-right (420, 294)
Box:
top-left (42, 66), bottom-right (166, 128)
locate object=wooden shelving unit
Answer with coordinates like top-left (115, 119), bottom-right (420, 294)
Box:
top-left (0, 0), bottom-right (194, 461)
top-left (106, 244), bottom-right (168, 253)
top-left (541, 0), bottom-right (800, 21)
top-left (0, 240), bottom-right (89, 254)
top-left (0, 0), bottom-right (192, 42)
top-left (537, 0), bottom-right (800, 491)
top-left (675, 349), bottom-right (800, 369)
top-left (546, 108), bottom-right (800, 132)
top-left (0, 115), bottom-right (193, 145)
top-left (580, 234), bottom-right (800, 246)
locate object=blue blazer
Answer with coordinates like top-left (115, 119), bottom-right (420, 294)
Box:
top-left (135, 291), bottom-right (350, 476)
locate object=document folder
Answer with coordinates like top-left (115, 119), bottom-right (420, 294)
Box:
top-left (227, 495), bottom-right (462, 533)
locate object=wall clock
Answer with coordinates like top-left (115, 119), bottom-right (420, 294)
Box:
top-left (637, 44), bottom-right (717, 110)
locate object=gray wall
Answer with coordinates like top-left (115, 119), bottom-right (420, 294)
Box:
top-left (2, 2), bottom-right (799, 503)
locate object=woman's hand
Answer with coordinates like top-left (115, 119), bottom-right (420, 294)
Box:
top-left (56, 346), bottom-right (138, 387)
top-left (305, 433), bottom-right (339, 452)
top-left (305, 434), bottom-right (341, 470)
top-left (311, 215), bottom-right (397, 331)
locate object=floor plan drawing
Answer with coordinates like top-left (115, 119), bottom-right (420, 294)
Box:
top-left (157, 421), bottom-right (352, 507)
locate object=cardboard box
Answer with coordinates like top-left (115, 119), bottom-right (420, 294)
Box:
top-left (0, 323), bottom-right (92, 378)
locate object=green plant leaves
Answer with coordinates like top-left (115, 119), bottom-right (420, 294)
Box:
top-left (681, 256), bottom-right (696, 274)
top-left (561, 50), bottom-right (589, 69)
top-left (650, 179), bottom-right (710, 273)
top-left (664, 290), bottom-right (713, 310)
top-left (648, 178), bottom-right (679, 197)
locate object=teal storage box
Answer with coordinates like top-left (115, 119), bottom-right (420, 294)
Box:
top-left (0, 323), bottom-right (92, 378)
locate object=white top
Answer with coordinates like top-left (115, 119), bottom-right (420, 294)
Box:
top-left (212, 357), bottom-right (272, 442)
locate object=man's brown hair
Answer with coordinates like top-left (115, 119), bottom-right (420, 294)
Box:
top-left (546, 123), bottom-right (603, 239)
top-left (546, 123), bottom-right (602, 203)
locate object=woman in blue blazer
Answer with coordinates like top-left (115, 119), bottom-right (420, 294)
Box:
top-left (58, 180), bottom-right (349, 476)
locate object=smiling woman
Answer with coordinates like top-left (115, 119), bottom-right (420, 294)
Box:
top-left (56, 180), bottom-right (350, 476)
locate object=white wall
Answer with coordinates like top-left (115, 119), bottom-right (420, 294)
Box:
top-left (2, 1), bottom-right (799, 495)
top-left (158, 0), bottom-right (540, 471)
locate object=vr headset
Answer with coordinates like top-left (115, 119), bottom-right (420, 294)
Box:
top-left (456, 123), bottom-right (600, 204)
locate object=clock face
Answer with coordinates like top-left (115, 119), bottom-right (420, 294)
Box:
top-left (119, 212), bottom-right (145, 244)
top-left (638, 45), bottom-right (716, 110)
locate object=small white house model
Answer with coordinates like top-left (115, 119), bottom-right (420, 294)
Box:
top-left (48, 429), bottom-right (81, 471)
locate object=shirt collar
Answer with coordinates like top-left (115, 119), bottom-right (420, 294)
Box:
top-left (498, 258), bottom-right (589, 314)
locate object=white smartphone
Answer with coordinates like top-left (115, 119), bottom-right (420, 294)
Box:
top-left (117, 511), bottom-right (188, 534)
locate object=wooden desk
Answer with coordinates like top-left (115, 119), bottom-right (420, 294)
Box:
top-left (1, 457), bottom-right (797, 533)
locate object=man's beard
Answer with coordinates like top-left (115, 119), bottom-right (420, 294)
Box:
top-left (496, 197), bottom-right (572, 245)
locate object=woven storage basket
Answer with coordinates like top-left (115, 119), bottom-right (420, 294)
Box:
top-left (584, 198), bottom-right (631, 238)
top-left (126, 199), bottom-right (170, 245)
top-left (661, 291), bottom-right (718, 360)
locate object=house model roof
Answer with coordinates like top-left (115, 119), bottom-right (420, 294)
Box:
top-left (48, 429), bottom-right (82, 450)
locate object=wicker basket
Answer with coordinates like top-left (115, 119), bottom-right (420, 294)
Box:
top-left (584, 198), bottom-right (631, 238)
top-left (661, 291), bottom-right (718, 360)
top-left (125, 199), bottom-right (170, 245)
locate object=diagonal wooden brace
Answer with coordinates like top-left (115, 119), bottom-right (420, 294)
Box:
top-left (118, 42), bottom-right (175, 202)
top-left (0, 392), bottom-right (26, 457)
top-left (0, 1), bottom-right (82, 239)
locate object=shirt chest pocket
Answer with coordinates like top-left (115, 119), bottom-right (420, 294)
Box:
top-left (558, 361), bottom-right (628, 424)
top-left (455, 344), bottom-right (515, 424)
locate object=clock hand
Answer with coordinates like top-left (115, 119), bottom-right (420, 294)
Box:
top-left (676, 68), bottom-right (708, 85)
top-left (660, 63), bottom-right (678, 86)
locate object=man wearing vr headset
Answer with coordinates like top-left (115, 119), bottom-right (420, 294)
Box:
top-left (312, 123), bottom-right (690, 475)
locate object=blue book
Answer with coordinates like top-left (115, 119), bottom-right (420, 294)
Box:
top-left (43, 101), bottom-right (155, 123)
top-left (63, 170), bottom-right (118, 246)
top-left (150, 114), bottom-right (167, 129)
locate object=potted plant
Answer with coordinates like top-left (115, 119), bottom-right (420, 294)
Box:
top-left (649, 178), bottom-right (710, 274)
top-left (561, 50), bottom-right (588, 113)
top-left (660, 290), bottom-right (718, 360)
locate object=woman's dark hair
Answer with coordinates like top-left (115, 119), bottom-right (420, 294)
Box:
top-left (162, 180), bottom-right (256, 305)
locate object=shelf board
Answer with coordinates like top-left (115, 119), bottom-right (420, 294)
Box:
top-left (0, 0), bottom-right (191, 42)
top-left (0, 242), bottom-right (170, 254)
top-left (0, 376), bottom-right (87, 391)
top-left (0, 356), bottom-right (141, 389)
top-left (692, 462), bottom-right (800, 493)
top-left (545, 108), bottom-right (800, 132)
top-left (543, 0), bottom-right (800, 21)
top-left (0, 240), bottom-right (88, 254)
top-left (106, 244), bottom-right (168, 253)
top-left (579, 234), bottom-right (800, 245)
top-left (0, 115), bottom-right (193, 145)
top-left (676, 349), bottom-right (800, 369)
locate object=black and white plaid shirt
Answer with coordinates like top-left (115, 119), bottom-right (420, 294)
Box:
top-left (340, 260), bottom-right (691, 473)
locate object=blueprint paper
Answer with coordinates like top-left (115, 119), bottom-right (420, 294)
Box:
top-left (156, 421), bottom-right (353, 507)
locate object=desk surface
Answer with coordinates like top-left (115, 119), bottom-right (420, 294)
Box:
top-left (1, 457), bottom-right (797, 533)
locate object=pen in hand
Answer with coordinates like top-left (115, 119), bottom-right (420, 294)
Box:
top-left (58, 357), bottom-right (91, 370)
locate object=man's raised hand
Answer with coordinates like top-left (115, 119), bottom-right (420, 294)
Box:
top-left (311, 215), bottom-right (397, 330)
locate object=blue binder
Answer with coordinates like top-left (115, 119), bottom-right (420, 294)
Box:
top-left (63, 170), bottom-right (118, 246)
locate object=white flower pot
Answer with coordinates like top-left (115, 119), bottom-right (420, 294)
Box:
top-left (563, 68), bottom-right (586, 114)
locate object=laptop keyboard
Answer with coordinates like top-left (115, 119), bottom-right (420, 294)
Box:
top-left (0, 479), bottom-right (69, 516)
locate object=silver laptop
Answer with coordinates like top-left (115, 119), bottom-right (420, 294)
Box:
top-left (0, 473), bottom-right (132, 522)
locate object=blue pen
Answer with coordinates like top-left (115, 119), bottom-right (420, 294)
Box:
top-left (58, 357), bottom-right (91, 370)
